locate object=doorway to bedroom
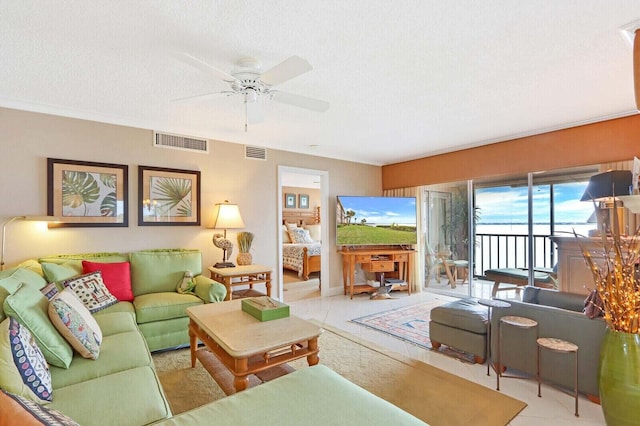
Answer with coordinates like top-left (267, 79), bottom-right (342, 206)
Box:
top-left (277, 166), bottom-right (329, 303)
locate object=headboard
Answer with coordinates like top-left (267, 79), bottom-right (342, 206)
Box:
top-left (283, 206), bottom-right (320, 226)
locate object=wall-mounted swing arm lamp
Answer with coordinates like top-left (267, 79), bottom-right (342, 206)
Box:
top-left (209, 201), bottom-right (245, 268)
top-left (1, 215), bottom-right (63, 271)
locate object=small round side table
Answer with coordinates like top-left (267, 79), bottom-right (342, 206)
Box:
top-left (477, 299), bottom-right (511, 376)
top-left (537, 337), bottom-right (579, 417)
top-left (497, 315), bottom-right (538, 391)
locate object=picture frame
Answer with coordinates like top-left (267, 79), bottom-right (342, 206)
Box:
top-left (47, 158), bottom-right (128, 227)
top-left (138, 165), bottom-right (201, 226)
top-left (284, 193), bottom-right (296, 209)
top-left (299, 194), bottom-right (310, 209)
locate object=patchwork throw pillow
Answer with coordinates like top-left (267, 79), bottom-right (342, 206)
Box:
top-left (82, 260), bottom-right (133, 302)
top-left (0, 389), bottom-right (79, 425)
top-left (0, 318), bottom-right (52, 403)
top-left (48, 289), bottom-right (102, 359)
top-left (62, 272), bottom-right (118, 313)
top-left (40, 283), bottom-right (59, 300)
top-left (3, 283), bottom-right (73, 369)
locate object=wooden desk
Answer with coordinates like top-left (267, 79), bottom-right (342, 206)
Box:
top-left (338, 249), bottom-right (415, 299)
top-left (208, 265), bottom-right (272, 301)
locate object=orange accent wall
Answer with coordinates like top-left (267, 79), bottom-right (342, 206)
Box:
top-left (382, 114), bottom-right (640, 189)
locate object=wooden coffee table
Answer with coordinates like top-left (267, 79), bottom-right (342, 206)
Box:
top-left (187, 300), bottom-right (322, 392)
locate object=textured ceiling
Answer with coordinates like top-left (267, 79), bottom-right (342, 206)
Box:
top-left (1, 1), bottom-right (640, 166)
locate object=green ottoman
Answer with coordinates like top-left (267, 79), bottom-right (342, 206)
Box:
top-left (429, 298), bottom-right (488, 363)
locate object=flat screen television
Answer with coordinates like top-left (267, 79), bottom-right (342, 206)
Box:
top-left (336, 196), bottom-right (417, 246)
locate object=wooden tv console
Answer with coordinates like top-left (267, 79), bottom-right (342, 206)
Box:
top-left (338, 248), bottom-right (415, 299)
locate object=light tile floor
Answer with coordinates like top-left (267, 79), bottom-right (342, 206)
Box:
top-left (288, 289), bottom-right (606, 425)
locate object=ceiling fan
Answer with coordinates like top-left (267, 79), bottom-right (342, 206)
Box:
top-left (175, 53), bottom-right (330, 131)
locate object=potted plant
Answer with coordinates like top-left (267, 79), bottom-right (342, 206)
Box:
top-left (236, 232), bottom-right (254, 265)
top-left (578, 206), bottom-right (640, 424)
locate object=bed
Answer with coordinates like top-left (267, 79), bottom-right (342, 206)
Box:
top-left (282, 211), bottom-right (321, 280)
top-left (283, 242), bottom-right (322, 280)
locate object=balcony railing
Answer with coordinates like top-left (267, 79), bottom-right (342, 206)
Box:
top-left (474, 233), bottom-right (556, 276)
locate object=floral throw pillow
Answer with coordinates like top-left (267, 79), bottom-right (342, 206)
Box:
top-left (61, 271), bottom-right (118, 313)
top-left (48, 289), bottom-right (102, 359)
top-left (0, 317), bottom-right (52, 403)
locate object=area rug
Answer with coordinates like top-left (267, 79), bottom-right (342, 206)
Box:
top-left (153, 323), bottom-right (526, 426)
top-left (350, 300), bottom-right (478, 363)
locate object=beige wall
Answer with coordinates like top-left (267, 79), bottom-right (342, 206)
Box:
top-left (0, 107), bottom-right (381, 293)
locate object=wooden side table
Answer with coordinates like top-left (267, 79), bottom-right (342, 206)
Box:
top-left (208, 265), bottom-right (272, 301)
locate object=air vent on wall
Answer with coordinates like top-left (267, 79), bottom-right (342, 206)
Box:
top-left (245, 145), bottom-right (267, 160)
top-left (153, 132), bottom-right (209, 153)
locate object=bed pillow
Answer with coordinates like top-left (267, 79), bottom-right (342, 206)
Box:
top-left (48, 289), bottom-right (102, 359)
top-left (3, 283), bottom-right (73, 369)
top-left (288, 228), bottom-right (314, 244)
top-left (282, 225), bottom-right (292, 243)
top-left (304, 224), bottom-right (322, 242)
top-left (0, 318), bottom-right (52, 403)
top-left (62, 272), bottom-right (118, 313)
top-left (0, 389), bottom-right (79, 425)
top-left (82, 261), bottom-right (133, 302)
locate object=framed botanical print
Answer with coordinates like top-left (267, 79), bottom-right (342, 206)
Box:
top-left (47, 158), bottom-right (128, 227)
top-left (299, 194), bottom-right (310, 209)
top-left (284, 193), bottom-right (296, 209)
top-left (138, 166), bottom-right (201, 226)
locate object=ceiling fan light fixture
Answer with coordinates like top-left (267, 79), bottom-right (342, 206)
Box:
top-left (245, 88), bottom-right (258, 103)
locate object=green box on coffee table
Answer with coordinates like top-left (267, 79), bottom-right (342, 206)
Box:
top-left (241, 296), bottom-right (290, 321)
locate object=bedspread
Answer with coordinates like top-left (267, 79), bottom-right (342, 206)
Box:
top-left (283, 243), bottom-right (321, 277)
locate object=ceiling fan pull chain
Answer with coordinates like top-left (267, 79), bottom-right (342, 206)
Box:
top-left (244, 94), bottom-right (249, 132)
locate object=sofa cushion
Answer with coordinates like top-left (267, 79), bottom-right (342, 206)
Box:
top-left (3, 283), bottom-right (73, 369)
top-left (129, 249), bottom-right (202, 296)
top-left (41, 262), bottom-right (82, 285)
top-left (0, 267), bottom-right (48, 296)
top-left (0, 389), bottom-right (79, 426)
top-left (82, 260), bottom-right (133, 302)
top-left (48, 366), bottom-right (171, 426)
top-left (0, 318), bottom-right (52, 403)
top-left (62, 272), bottom-right (118, 313)
top-left (50, 329), bottom-right (152, 389)
top-left (134, 292), bottom-right (203, 324)
top-left (93, 300), bottom-right (135, 320)
top-left (522, 287), bottom-right (586, 312)
top-left (93, 311), bottom-right (138, 336)
top-left (48, 289), bottom-right (102, 360)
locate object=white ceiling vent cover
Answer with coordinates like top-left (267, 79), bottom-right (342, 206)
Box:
top-left (245, 145), bottom-right (267, 160)
top-left (153, 132), bottom-right (209, 153)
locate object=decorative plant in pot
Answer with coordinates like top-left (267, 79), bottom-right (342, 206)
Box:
top-left (236, 232), bottom-right (254, 266)
top-left (578, 205), bottom-right (640, 425)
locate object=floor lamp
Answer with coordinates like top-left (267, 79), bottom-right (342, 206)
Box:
top-left (1, 215), bottom-right (62, 270)
top-left (580, 170), bottom-right (632, 235)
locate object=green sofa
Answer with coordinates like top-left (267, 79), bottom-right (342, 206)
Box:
top-left (0, 250), bottom-right (427, 425)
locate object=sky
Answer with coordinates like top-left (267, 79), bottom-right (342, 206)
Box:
top-left (476, 181), bottom-right (595, 224)
top-left (337, 196), bottom-right (417, 225)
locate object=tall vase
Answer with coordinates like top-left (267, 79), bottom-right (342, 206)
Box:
top-left (599, 328), bottom-right (640, 426)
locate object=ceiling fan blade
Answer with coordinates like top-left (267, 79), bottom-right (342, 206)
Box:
top-left (171, 91), bottom-right (232, 102)
top-left (246, 100), bottom-right (264, 124)
top-left (174, 52), bottom-right (237, 82)
top-left (271, 91), bottom-right (330, 112)
top-left (260, 56), bottom-right (312, 86)
top-left (634, 29), bottom-right (640, 110)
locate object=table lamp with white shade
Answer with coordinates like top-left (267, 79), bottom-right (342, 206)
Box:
top-left (210, 201), bottom-right (245, 268)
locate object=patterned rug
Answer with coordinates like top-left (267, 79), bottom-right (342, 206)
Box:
top-left (351, 300), bottom-right (477, 363)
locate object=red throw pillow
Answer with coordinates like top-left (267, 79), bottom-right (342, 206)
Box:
top-left (82, 261), bottom-right (133, 302)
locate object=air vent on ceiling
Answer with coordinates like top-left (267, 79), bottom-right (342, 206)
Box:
top-left (153, 132), bottom-right (209, 153)
top-left (245, 145), bottom-right (267, 160)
